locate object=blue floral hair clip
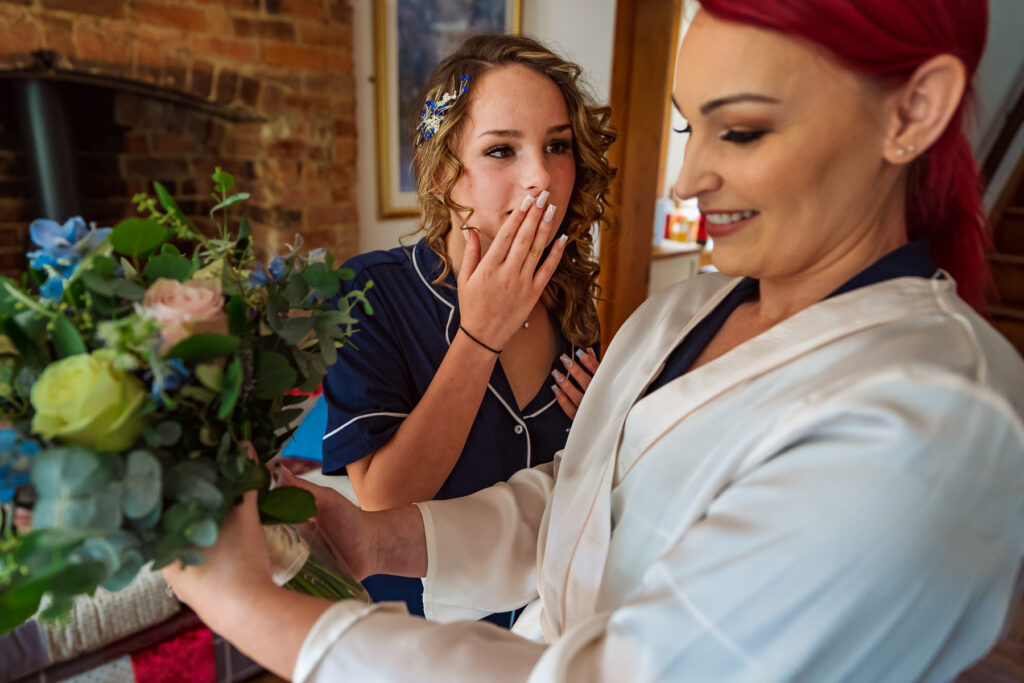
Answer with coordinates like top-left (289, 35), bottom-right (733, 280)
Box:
top-left (416, 75), bottom-right (470, 145)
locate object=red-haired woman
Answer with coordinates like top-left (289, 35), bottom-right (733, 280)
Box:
top-left (166, 1), bottom-right (1024, 680)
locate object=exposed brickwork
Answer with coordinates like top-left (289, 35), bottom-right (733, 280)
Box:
top-left (0, 0), bottom-right (358, 278)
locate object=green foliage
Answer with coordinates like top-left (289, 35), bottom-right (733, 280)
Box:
top-left (49, 316), bottom-right (86, 358)
top-left (165, 334), bottom-right (240, 363)
top-left (110, 218), bottom-right (172, 258)
top-left (143, 253), bottom-right (197, 283)
top-left (258, 486), bottom-right (316, 524)
top-left (0, 168), bottom-right (374, 636)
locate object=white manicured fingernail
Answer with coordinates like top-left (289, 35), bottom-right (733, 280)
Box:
top-left (552, 370), bottom-right (565, 383)
top-left (536, 190), bottom-right (550, 208)
top-left (544, 204), bottom-right (556, 222)
top-left (521, 194), bottom-right (535, 211)
top-left (558, 234), bottom-right (568, 244)
top-left (575, 348), bottom-right (583, 359)
top-left (560, 353), bottom-right (573, 368)
top-left (460, 227), bottom-right (469, 241)
top-left (550, 384), bottom-right (559, 394)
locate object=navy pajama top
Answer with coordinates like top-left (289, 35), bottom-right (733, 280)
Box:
top-left (322, 239), bottom-right (584, 625)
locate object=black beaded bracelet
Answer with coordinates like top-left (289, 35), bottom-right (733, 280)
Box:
top-left (458, 324), bottom-right (502, 354)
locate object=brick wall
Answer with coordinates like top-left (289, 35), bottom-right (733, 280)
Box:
top-left (0, 0), bottom-right (357, 278)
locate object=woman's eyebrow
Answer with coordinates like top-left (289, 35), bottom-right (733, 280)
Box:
top-left (671, 92), bottom-right (781, 117)
top-left (477, 123), bottom-right (572, 139)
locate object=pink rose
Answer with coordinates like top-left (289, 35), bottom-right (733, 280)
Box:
top-left (143, 278), bottom-right (228, 349)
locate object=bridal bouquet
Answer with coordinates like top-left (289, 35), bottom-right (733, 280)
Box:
top-left (0, 169), bottom-right (371, 635)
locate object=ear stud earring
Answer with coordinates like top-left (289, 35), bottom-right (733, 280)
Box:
top-left (895, 144), bottom-right (916, 158)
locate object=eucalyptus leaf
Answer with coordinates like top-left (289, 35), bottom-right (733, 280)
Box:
top-left (253, 349), bottom-right (297, 399)
top-left (111, 279), bottom-right (146, 301)
top-left (102, 549), bottom-right (144, 591)
top-left (50, 315), bottom-right (87, 358)
top-left (302, 262), bottom-right (340, 299)
top-left (154, 421), bottom-right (183, 446)
top-left (318, 329), bottom-right (338, 366)
top-left (143, 254), bottom-right (196, 283)
top-left (111, 218), bottom-right (172, 258)
top-left (209, 193), bottom-right (250, 218)
top-left (168, 459), bottom-right (218, 484)
top-left (33, 481), bottom-right (123, 534)
top-left (171, 476), bottom-right (223, 511)
top-left (285, 275), bottom-right (310, 303)
top-left (165, 333), bottom-right (240, 363)
top-left (80, 270), bottom-right (116, 297)
top-left (31, 447), bottom-right (113, 497)
top-left (218, 356), bottom-right (243, 419)
top-left (73, 537), bottom-right (120, 575)
top-left (133, 503), bottom-right (162, 530)
top-left (122, 450), bottom-right (162, 520)
top-left (276, 317), bottom-right (316, 344)
top-left (186, 519), bottom-right (218, 547)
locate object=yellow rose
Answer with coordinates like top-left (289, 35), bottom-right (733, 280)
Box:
top-left (31, 350), bottom-right (148, 451)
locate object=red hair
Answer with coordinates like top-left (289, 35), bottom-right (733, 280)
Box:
top-left (699, 0), bottom-right (990, 310)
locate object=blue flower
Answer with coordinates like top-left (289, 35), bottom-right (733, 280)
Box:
top-left (39, 274), bottom-right (66, 301)
top-left (0, 428), bottom-right (39, 503)
top-left (26, 217), bottom-right (112, 302)
top-left (249, 252), bottom-right (287, 286)
top-left (150, 358), bottom-right (190, 402)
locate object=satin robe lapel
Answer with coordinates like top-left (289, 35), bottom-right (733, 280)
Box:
top-left (615, 276), bottom-right (951, 489)
top-left (552, 276), bottom-right (741, 631)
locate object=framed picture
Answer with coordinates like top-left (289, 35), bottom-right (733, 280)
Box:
top-left (373, 0), bottom-right (522, 219)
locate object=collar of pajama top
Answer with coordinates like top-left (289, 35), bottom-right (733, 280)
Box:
top-left (645, 240), bottom-right (939, 395)
top-left (321, 238), bottom-right (583, 501)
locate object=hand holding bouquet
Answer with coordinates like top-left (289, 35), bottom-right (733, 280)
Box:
top-left (0, 169), bottom-right (371, 634)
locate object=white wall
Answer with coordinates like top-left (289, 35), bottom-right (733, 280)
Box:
top-left (971, 0), bottom-right (1024, 158)
top-left (352, 0), bottom-right (618, 254)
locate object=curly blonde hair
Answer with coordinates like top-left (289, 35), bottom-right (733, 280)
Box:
top-left (411, 33), bottom-right (617, 349)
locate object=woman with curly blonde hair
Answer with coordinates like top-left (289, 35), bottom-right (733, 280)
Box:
top-left (315, 33), bottom-right (616, 625)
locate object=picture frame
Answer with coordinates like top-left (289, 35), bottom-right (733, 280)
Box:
top-left (373, 0), bottom-right (522, 219)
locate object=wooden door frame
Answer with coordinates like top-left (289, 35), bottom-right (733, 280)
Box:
top-left (597, 0), bottom-right (682, 342)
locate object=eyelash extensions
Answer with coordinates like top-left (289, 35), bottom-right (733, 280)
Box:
top-left (671, 123), bottom-right (768, 144)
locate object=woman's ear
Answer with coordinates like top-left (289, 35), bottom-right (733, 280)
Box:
top-left (883, 54), bottom-right (967, 165)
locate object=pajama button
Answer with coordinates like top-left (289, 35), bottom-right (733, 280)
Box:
top-left (513, 425), bottom-right (524, 434)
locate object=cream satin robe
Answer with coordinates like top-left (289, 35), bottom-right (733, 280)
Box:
top-left (294, 274), bottom-right (1024, 683)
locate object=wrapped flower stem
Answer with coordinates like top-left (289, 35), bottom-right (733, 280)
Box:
top-left (264, 522), bottom-right (370, 603)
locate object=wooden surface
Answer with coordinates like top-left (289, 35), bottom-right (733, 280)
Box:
top-left (597, 0), bottom-right (682, 343)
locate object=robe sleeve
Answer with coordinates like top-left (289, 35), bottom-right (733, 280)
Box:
top-left (294, 371), bottom-right (1024, 683)
top-left (419, 460), bottom-right (556, 621)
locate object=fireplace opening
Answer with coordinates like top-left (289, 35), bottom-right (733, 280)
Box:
top-left (0, 73), bottom-right (263, 278)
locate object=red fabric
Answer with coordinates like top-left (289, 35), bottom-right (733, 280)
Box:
top-left (130, 625), bottom-right (216, 683)
top-left (699, 0), bottom-right (991, 311)
top-left (286, 384), bottom-right (323, 398)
